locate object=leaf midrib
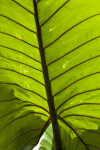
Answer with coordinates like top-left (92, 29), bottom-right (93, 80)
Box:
top-left (33, 0), bottom-right (63, 149)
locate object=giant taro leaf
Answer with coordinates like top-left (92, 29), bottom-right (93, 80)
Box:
top-left (0, 0), bottom-right (100, 150)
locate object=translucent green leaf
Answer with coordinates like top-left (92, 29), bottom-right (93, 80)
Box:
top-left (39, 124), bottom-right (55, 150)
top-left (0, 0), bottom-right (49, 149)
top-left (0, 0), bottom-right (100, 150)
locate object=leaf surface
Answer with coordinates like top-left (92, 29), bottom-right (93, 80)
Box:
top-left (0, 0), bottom-right (100, 150)
top-left (38, 0), bottom-right (100, 149)
top-left (0, 0), bottom-right (49, 149)
top-left (39, 124), bottom-right (55, 150)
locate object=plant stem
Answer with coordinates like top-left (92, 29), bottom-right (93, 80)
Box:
top-left (33, 0), bottom-right (63, 149)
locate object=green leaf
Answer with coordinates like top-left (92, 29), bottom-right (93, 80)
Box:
top-left (39, 124), bottom-right (55, 150)
top-left (0, 0), bottom-right (49, 149)
top-left (0, 0), bottom-right (100, 150)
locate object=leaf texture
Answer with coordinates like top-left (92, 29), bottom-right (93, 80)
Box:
top-left (39, 124), bottom-right (55, 150)
top-left (0, 0), bottom-right (49, 149)
top-left (37, 0), bottom-right (100, 149)
top-left (0, 0), bottom-right (100, 150)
